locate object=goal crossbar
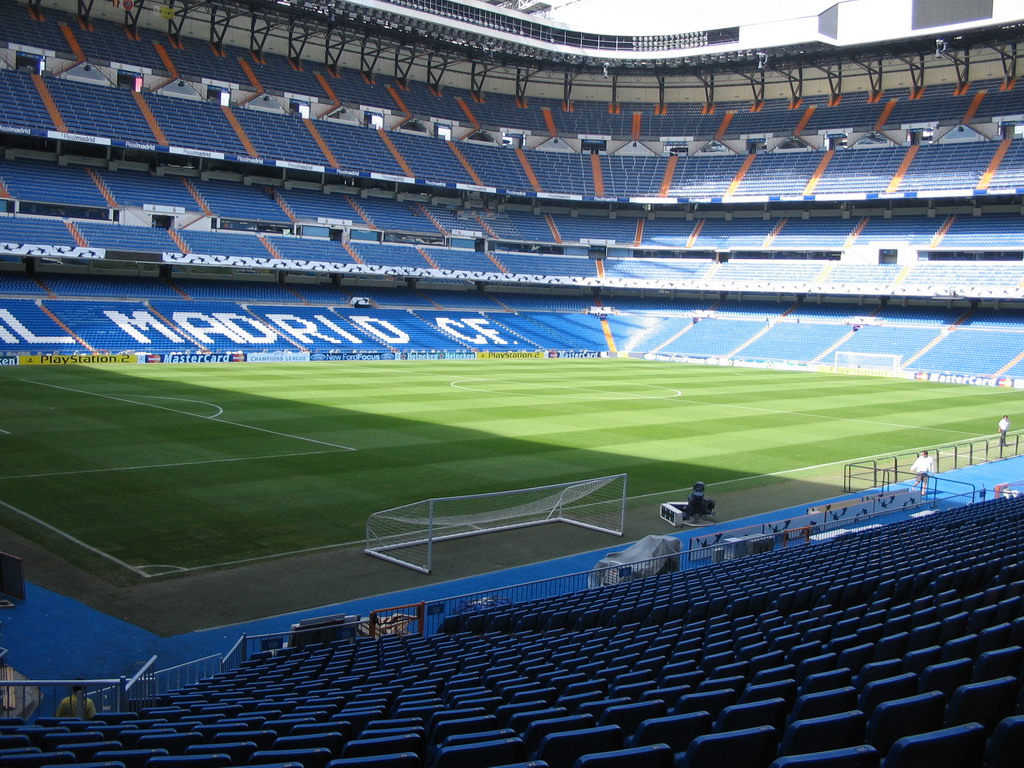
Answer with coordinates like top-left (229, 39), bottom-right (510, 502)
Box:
top-left (833, 351), bottom-right (902, 377)
top-left (365, 474), bottom-right (627, 574)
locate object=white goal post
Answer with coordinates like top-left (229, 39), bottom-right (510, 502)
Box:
top-left (365, 473), bottom-right (627, 574)
top-left (833, 351), bottom-right (902, 377)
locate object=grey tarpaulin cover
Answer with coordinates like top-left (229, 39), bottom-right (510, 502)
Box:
top-left (589, 534), bottom-right (681, 587)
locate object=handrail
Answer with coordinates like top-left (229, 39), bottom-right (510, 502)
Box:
top-left (418, 484), bottom-right (978, 635)
top-left (845, 432), bottom-right (1020, 493)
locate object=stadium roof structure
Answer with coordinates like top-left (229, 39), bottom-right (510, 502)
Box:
top-left (82, 0), bottom-right (1024, 98)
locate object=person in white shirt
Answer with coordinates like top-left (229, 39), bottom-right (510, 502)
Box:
top-left (999, 415), bottom-right (1010, 447)
top-left (910, 450), bottom-right (935, 496)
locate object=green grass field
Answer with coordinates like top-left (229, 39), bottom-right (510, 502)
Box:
top-left (0, 358), bottom-right (1016, 576)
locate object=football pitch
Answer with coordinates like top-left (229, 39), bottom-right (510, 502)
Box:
top-left (0, 358), bottom-right (1015, 577)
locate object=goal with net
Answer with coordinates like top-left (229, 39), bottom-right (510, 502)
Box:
top-left (833, 351), bottom-right (902, 377)
top-left (365, 473), bottom-right (627, 574)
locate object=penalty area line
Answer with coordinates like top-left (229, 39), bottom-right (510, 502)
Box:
top-left (0, 497), bottom-right (149, 577)
top-left (0, 448), bottom-right (353, 482)
top-left (23, 379), bottom-right (357, 451)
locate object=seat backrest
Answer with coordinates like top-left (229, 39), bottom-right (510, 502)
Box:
top-left (786, 686), bottom-right (857, 725)
top-left (627, 711), bottom-right (712, 752)
top-left (864, 690), bottom-right (945, 756)
top-left (769, 744), bottom-right (880, 767)
top-left (596, 701), bottom-right (666, 737)
top-left (674, 725), bottom-right (777, 768)
top-left (430, 737), bottom-right (526, 768)
top-left (522, 714), bottom-right (595, 756)
top-left (712, 697), bottom-right (787, 734)
top-left (983, 713), bottom-right (1024, 768)
top-left (881, 722), bottom-right (986, 768)
top-left (944, 675), bottom-right (1020, 732)
top-left (532, 724), bottom-right (623, 768)
top-left (571, 742), bottom-right (673, 768)
top-left (776, 710), bottom-right (867, 758)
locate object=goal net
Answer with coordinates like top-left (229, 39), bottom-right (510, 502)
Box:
top-left (365, 473), bottom-right (627, 574)
top-left (833, 351), bottom-right (902, 377)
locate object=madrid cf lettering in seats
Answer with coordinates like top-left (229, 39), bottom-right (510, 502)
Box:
top-left (0, 300), bottom-right (532, 354)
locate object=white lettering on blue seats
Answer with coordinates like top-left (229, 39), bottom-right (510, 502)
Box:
top-left (349, 315), bottom-right (411, 344)
top-left (104, 310), bottom-right (186, 343)
top-left (171, 312), bottom-right (278, 344)
top-left (0, 309), bottom-right (75, 344)
top-left (264, 313), bottom-right (365, 345)
top-left (435, 317), bottom-right (509, 345)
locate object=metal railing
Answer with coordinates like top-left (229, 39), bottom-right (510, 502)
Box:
top-left (415, 482), bottom-right (982, 635)
top-left (846, 433), bottom-right (1021, 493)
top-left (0, 655), bottom-right (159, 721)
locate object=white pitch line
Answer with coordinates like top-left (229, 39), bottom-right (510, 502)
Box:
top-left (451, 379), bottom-right (683, 400)
top-left (629, 439), bottom-right (984, 502)
top-left (0, 448), bottom-right (351, 482)
top-left (452, 373), bottom-right (983, 440)
top-left (23, 379), bottom-right (357, 451)
top-left (0, 497), bottom-right (149, 576)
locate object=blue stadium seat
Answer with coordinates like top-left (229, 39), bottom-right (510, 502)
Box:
top-left (673, 725), bottom-right (778, 768)
top-left (864, 691), bottom-right (945, 756)
top-left (879, 723), bottom-right (986, 768)
top-left (531, 724), bottom-right (623, 768)
top-left (572, 743), bottom-right (673, 768)
top-left (769, 745), bottom-right (880, 767)
top-left (775, 711), bottom-right (866, 758)
top-left (428, 736), bottom-right (525, 768)
top-left (626, 711), bottom-right (713, 752)
top-left (984, 715), bottom-right (1024, 768)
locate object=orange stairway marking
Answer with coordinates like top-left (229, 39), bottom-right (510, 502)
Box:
top-left (590, 154), bottom-right (605, 197)
top-left (220, 105), bottom-right (259, 157)
top-left (542, 106), bottom-right (559, 137)
top-left (515, 148), bottom-right (543, 193)
top-left (725, 154), bottom-right (756, 197)
top-left (377, 129), bottom-right (415, 177)
top-left (303, 118), bottom-right (339, 167)
top-left (87, 168), bottom-right (118, 207)
top-left (874, 99), bottom-right (897, 131)
top-left (545, 214), bottom-right (561, 244)
top-left (64, 220), bottom-right (87, 247)
top-left (182, 178), bottom-right (213, 216)
top-left (793, 105), bottom-right (816, 137)
top-left (59, 22), bottom-right (87, 64)
top-left (803, 149), bottom-right (834, 195)
top-left (237, 57), bottom-right (264, 94)
top-left (169, 229), bottom-right (190, 253)
top-left (152, 42), bottom-right (179, 77)
top-left (315, 71), bottom-right (340, 104)
top-left (714, 111), bottom-right (734, 141)
top-left (386, 84), bottom-right (411, 117)
top-left (31, 74), bottom-right (67, 132)
top-left (659, 154), bottom-right (678, 196)
top-left (631, 112), bottom-right (642, 141)
top-left (455, 96), bottom-right (481, 129)
top-left (929, 215), bottom-right (955, 248)
top-left (131, 91), bottom-right (168, 144)
top-left (977, 137), bottom-right (1013, 190)
top-left (447, 142), bottom-right (484, 186)
top-left (686, 219), bottom-right (705, 249)
top-left (600, 317), bottom-right (618, 353)
top-left (962, 90), bottom-right (987, 125)
top-left (884, 144), bottom-right (919, 193)
top-left (634, 217), bottom-right (644, 246)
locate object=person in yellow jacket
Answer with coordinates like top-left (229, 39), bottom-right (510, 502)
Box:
top-left (56, 684), bottom-right (96, 720)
